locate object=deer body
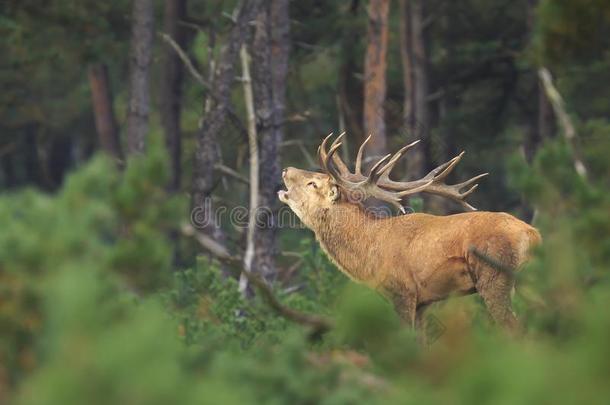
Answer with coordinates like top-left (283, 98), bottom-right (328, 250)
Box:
top-left (279, 135), bottom-right (541, 333)
top-left (314, 202), bottom-right (539, 305)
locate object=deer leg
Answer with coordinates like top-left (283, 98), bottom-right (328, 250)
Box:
top-left (415, 304), bottom-right (429, 346)
top-left (391, 290), bottom-right (417, 328)
top-left (383, 280), bottom-right (418, 328)
top-left (474, 269), bottom-right (520, 332)
top-left (468, 240), bottom-right (522, 333)
top-left (384, 281), bottom-right (435, 346)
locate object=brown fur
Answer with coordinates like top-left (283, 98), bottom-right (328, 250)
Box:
top-left (279, 167), bottom-right (541, 334)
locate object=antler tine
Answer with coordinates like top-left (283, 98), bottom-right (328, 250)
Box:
top-left (460, 184), bottom-right (479, 199)
top-left (396, 179), bottom-right (434, 197)
top-left (378, 139), bottom-right (421, 181)
top-left (355, 134), bottom-right (372, 175)
top-left (448, 172), bottom-right (489, 200)
top-left (458, 200), bottom-right (477, 211)
top-left (420, 152), bottom-right (463, 182)
top-left (435, 152), bottom-right (464, 181)
top-left (368, 154), bottom-right (392, 183)
top-left (317, 132), bottom-right (334, 170)
top-left (329, 132), bottom-right (344, 148)
top-left (456, 172), bottom-right (489, 192)
top-left (328, 132), bottom-right (351, 175)
top-left (326, 141), bottom-right (343, 166)
top-left (317, 145), bottom-right (324, 169)
top-left (325, 140), bottom-right (349, 181)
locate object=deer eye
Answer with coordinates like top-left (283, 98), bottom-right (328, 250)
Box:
top-left (307, 181), bottom-right (317, 188)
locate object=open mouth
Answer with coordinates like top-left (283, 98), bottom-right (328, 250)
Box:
top-left (277, 189), bottom-right (289, 203)
top-left (278, 170), bottom-right (289, 203)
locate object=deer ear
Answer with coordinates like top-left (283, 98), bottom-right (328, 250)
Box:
top-left (329, 185), bottom-right (340, 201)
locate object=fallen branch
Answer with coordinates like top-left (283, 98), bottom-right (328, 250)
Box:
top-left (181, 223), bottom-right (334, 336)
top-left (181, 224), bottom-right (241, 264)
top-left (243, 268), bottom-right (334, 335)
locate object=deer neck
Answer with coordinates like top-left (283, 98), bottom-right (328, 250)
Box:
top-left (312, 203), bottom-right (381, 284)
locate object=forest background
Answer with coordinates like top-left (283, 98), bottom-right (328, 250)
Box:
top-left (1, 0), bottom-right (610, 403)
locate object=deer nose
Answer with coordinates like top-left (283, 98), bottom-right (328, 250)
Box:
top-left (282, 168), bottom-right (287, 178)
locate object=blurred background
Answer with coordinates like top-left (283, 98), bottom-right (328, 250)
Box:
top-left (1, 0), bottom-right (610, 403)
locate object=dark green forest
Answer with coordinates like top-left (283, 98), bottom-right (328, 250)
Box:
top-left (1, 0), bottom-right (610, 403)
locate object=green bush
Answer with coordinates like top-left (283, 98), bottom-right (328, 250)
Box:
top-left (1, 137), bottom-right (610, 404)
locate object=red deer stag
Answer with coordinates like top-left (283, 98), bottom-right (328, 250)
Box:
top-left (278, 133), bottom-right (541, 335)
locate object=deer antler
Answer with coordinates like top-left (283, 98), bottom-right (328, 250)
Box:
top-left (317, 133), bottom-right (488, 212)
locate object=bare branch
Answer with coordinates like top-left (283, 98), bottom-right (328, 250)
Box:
top-left (214, 163), bottom-right (249, 184)
top-left (538, 67), bottom-right (588, 179)
top-left (158, 31), bottom-right (209, 88)
top-left (178, 20), bottom-right (206, 33)
top-left (178, 15), bottom-right (212, 33)
top-left (159, 31), bottom-right (248, 141)
top-left (239, 44), bottom-right (259, 296)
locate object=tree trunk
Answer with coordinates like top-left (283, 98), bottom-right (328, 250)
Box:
top-left (191, 0), bottom-right (260, 247)
top-left (524, 0), bottom-right (554, 163)
top-left (126, 0), bottom-right (154, 155)
top-left (363, 0), bottom-right (390, 159)
top-left (405, 0), bottom-right (429, 180)
top-left (338, 0), bottom-right (363, 141)
top-left (160, 0), bottom-right (187, 191)
top-left (539, 68), bottom-right (587, 178)
top-left (399, 0), bottom-right (414, 134)
top-left (248, 0), bottom-right (290, 284)
top-left (430, 4), bottom-right (459, 213)
top-left (88, 64), bottom-right (123, 160)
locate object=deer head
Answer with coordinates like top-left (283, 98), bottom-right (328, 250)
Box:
top-left (278, 167), bottom-right (340, 228)
top-left (279, 133), bottom-right (488, 223)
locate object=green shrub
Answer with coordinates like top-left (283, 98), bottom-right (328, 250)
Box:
top-left (2, 137), bottom-right (610, 404)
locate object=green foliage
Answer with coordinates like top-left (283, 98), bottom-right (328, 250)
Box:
top-left (512, 140), bottom-right (610, 273)
top-left (1, 0), bottom-right (131, 132)
top-left (534, 0), bottom-right (610, 65)
top-left (167, 260), bottom-right (285, 347)
top-left (167, 235), bottom-right (350, 349)
top-left (15, 269), bottom-right (203, 405)
top-left (509, 138), bottom-right (610, 336)
top-left (0, 139), bottom-right (181, 394)
top-left (1, 137), bottom-right (610, 403)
